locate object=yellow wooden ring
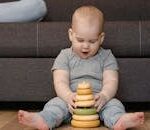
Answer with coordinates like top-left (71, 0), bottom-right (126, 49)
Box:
top-left (77, 88), bottom-right (92, 95)
top-left (72, 114), bottom-right (99, 121)
top-left (75, 100), bottom-right (95, 107)
top-left (76, 94), bottom-right (94, 101)
top-left (71, 119), bottom-right (100, 128)
top-left (73, 108), bottom-right (97, 115)
top-left (78, 81), bottom-right (91, 89)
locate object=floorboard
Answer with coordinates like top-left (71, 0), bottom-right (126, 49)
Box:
top-left (0, 111), bottom-right (149, 130)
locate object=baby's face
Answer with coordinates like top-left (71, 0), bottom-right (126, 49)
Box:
top-left (69, 20), bottom-right (104, 59)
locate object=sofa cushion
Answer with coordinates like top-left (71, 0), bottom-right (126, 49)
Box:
top-left (0, 58), bottom-right (55, 101)
top-left (38, 21), bottom-right (150, 58)
top-left (0, 23), bottom-right (37, 57)
top-left (141, 21), bottom-right (150, 57)
top-left (117, 58), bottom-right (150, 102)
top-left (44, 0), bottom-right (150, 21)
top-left (38, 22), bottom-right (70, 58)
top-left (0, 58), bottom-right (149, 102)
top-left (1, 0), bottom-right (149, 21)
top-left (0, 21), bottom-right (149, 57)
top-left (103, 21), bottom-right (140, 57)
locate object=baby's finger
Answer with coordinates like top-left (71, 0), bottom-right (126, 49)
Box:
top-left (94, 94), bottom-right (100, 100)
top-left (70, 100), bottom-right (77, 108)
top-left (73, 94), bottom-right (77, 101)
top-left (68, 104), bottom-right (74, 114)
top-left (94, 100), bottom-right (101, 108)
top-left (97, 103), bottom-right (103, 112)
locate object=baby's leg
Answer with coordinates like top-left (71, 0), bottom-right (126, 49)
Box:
top-left (18, 110), bottom-right (49, 130)
top-left (99, 98), bottom-right (126, 128)
top-left (18, 97), bottom-right (70, 130)
top-left (100, 98), bottom-right (144, 130)
top-left (38, 97), bottom-right (70, 129)
top-left (113, 112), bottom-right (144, 130)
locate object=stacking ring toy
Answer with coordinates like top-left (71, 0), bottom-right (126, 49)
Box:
top-left (71, 81), bottom-right (100, 128)
top-left (71, 119), bottom-right (100, 128)
top-left (75, 100), bottom-right (95, 107)
top-left (76, 94), bottom-right (94, 101)
top-left (77, 88), bottom-right (92, 95)
top-left (78, 81), bottom-right (91, 89)
top-left (72, 114), bottom-right (99, 121)
top-left (73, 108), bottom-right (97, 115)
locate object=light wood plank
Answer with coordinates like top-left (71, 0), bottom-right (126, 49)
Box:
top-left (55, 125), bottom-right (109, 130)
top-left (0, 111), bottom-right (149, 130)
top-left (0, 111), bottom-right (16, 128)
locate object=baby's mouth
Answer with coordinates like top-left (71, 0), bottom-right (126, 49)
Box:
top-left (82, 52), bottom-right (89, 55)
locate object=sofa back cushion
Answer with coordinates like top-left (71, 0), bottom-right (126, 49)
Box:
top-left (44, 0), bottom-right (150, 21)
top-left (0, 0), bottom-right (149, 21)
top-left (0, 21), bottom-right (149, 58)
top-left (0, 57), bottom-right (150, 102)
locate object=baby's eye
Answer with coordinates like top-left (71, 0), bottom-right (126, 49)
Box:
top-left (89, 40), bottom-right (97, 44)
top-left (77, 38), bottom-right (84, 43)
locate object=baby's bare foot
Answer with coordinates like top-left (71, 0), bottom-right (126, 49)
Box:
top-left (18, 110), bottom-right (49, 130)
top-left (113, 112), bottom-right (144, 130)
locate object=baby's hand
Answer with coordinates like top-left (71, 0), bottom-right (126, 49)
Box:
top-left (94, 92), bottom-right (108, 112)
top-left (66, 92), bottom-right (76, 114)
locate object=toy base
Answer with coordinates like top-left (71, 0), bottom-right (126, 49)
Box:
top-left (71, 119), bottom-right (100, 128)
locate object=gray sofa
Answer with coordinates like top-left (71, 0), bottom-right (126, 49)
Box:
top-left (0, 0), bottom-right (150, 105)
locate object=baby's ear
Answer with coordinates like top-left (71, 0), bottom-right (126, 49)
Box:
top-left (68, 28), bottom-right (73, 42)
top-left (100, 32), bottom-right (105, 43)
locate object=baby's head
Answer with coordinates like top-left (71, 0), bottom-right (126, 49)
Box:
top-left (68, 6), bottom-right (105, 59)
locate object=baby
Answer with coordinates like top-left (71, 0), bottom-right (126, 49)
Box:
top-left (18, 5), bottom-right (144, 130)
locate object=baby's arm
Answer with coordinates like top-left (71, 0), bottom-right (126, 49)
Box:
top-left (95, 70), bottom-right (118, 111)
top-left (101, 69), bottom-right (118, 100)
top-left (53, 69), bottom-right (76, 109)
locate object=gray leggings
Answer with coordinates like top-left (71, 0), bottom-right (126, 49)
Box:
top-left (0, 0), bottom-right (47, 22)
top-left (39, 97), bottom-right (125, 129)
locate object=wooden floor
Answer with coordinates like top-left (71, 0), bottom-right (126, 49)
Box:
top-left (0, 110), bottom-right (149, 130)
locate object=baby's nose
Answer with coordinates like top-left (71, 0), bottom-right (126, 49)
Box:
top-left (82, 42), bottom-right (90, 49)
